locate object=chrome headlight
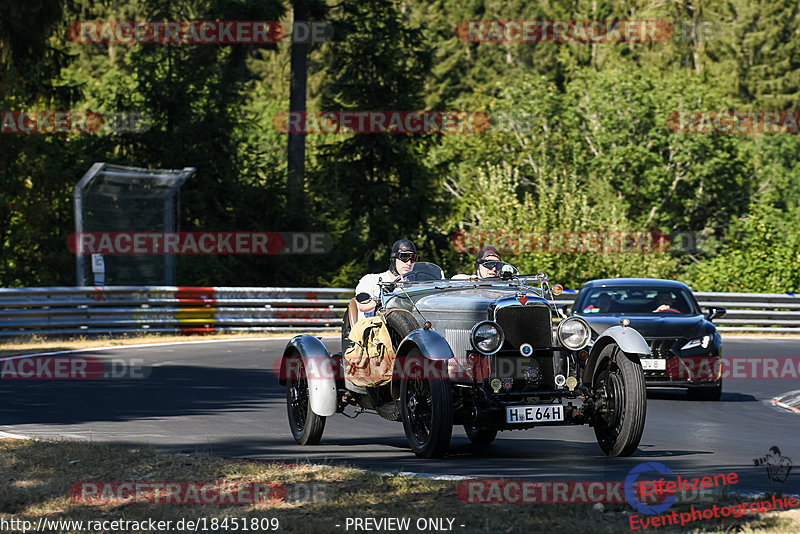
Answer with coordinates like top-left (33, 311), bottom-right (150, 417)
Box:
top-left (471, 321), bottom-right (505, 355)
top-left (557, 317), bottom-right (591, 350)
top-left (681, 335), bottom-right (711, 350)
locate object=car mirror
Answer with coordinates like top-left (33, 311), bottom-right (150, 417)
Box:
top-left (356, 292), bottom-right (372, 304)
top-left (500, 263), bottom-right (518, 280)
top-left (707, 306), bottom-right (726, 322)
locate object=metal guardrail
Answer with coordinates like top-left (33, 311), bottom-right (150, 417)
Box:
top-left (1, 287), bottom-right (799, 337)
top-left (0, 286), bottom-right (351, 337)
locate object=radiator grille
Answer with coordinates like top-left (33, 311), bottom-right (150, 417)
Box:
top-left (444, 328), bottom-right (471, 355)
top-left (496, 305), bottom-right (552, 350)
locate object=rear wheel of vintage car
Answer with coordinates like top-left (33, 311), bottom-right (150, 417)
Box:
top-left (464, 425), bottom-right (497, 446)
top-left (400, 349), bottom-right (453, 458)
top-left (591, 344), bottom-right (646, 457)
top-left (688, 380), bottom-right (722, 401)
top-left (285, 355), bottom-right (326, 445)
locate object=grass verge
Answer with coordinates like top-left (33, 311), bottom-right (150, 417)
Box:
top-left (0, 440), bottom-right (798, 533)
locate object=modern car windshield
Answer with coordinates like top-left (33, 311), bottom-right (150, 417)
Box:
top-left (579, 286), bottom-right (700, 315)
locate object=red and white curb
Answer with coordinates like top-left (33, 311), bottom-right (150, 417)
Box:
top-left (0, 430), bottom-right (30, 440)
top-left (773, 391), bottom-right (800, 414)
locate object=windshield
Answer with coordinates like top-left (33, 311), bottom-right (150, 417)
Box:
top-left (577, 286), bottom-right (700, 315)
top-left (403, 261), bottom-right (444, 281)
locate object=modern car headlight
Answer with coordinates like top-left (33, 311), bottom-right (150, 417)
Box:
top-left (557, 317), bottom-right (591, 350)
top-left (681, 335), bottom-right (711, 350)
top-left (471, 321), bottom-right (504, 355)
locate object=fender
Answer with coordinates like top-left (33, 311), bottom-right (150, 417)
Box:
top-left (582, 325), bottom-right (650, 388)
top-left (390, 328), bottom-right (454, 398)
top-left (279, 335), bottom-right (337, 417)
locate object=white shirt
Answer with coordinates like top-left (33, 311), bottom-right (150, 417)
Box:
top-left (355, 270), bottom-right (400, 321)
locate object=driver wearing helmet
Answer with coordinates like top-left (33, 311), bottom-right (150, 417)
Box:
top-left (453, 245), bottom-right (503, 280)
top-left (354, 239), bottom-right (418, 320)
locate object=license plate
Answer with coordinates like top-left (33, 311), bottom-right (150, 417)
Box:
top-left (641, 358), bottom-right (666, 370)
top-left (506, 405), bottom-right (564, 424)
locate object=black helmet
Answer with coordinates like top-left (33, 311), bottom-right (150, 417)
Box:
top-left (474, 245), bottom-right (501, 272)
top-left (389, 239), bottom-right (418, 275)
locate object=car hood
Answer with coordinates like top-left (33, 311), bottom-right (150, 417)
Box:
top-left (579, 314), bottom-right (710, 339)
top-left (409, 287), bottom-right (546, 314)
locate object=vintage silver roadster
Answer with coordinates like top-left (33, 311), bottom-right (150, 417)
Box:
top-left (279, 262), bottom-right (650, 458)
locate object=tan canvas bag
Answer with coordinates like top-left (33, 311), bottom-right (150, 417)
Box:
top-left (343, 316), bottom-right (396, 387)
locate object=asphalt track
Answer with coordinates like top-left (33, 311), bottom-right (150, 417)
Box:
top-left (0, 336), bottom-right (798, 496)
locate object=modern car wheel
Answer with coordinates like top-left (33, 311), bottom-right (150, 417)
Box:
top-left (286, 355), bottom-right (326, 445)
top-left (399, 349), bottom-right (453, 458)
top-left (591, 344), bottom-right (647, 457)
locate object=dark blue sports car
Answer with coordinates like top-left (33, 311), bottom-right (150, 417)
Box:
top-left (571, 278), bottom-right (726, 400)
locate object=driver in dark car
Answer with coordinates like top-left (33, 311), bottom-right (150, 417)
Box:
top-left (653, 290), bottom-right (681, 313)
top-left (585, 293), bottom-right (612, 313)
top-left (354, 239), bottom-right (418, 320)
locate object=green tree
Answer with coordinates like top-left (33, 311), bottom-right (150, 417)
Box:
top-left (689, 203), bottom-right (800, 292)
top-left (309, 0), bottom-right (438, 285)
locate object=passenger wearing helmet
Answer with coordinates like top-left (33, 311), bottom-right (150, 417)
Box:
top-left (453, 245), bottom-right (503, 280)
top-left (354, 239), bottom-right (418, 320)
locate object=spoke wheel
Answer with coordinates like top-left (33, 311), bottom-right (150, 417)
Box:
top-left (286, 355), bottom-right (326, 445)
top-left (592, 344), bottom-right (646, 457)
top-left (400, 350), bottom-right (452, 458)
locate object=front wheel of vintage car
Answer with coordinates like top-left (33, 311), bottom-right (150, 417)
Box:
top-left (400, 350), bottom-right (453, 458)
top-left (591, 344), bottom-right (646, 457)
top-left (286, 356), bottom-right (326, 445)
top-left (464, 425), bottom-right (497, 446)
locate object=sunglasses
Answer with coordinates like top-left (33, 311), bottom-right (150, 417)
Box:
top-left (397, 252), bottom-right (419, 263)
top-left (478, 260), bottom-right (503, 271)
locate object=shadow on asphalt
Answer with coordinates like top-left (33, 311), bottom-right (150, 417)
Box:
top-left (0, 365), bottom-right (283, 425)
top-left (647, 389), bottom-right (758, 402)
